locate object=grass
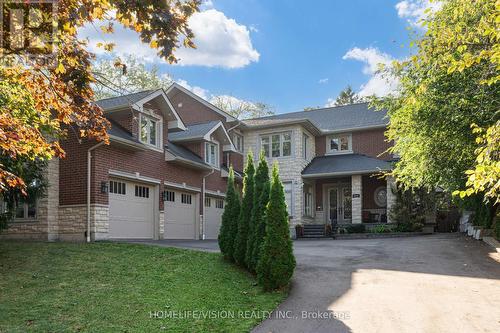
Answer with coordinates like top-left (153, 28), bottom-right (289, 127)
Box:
top-left (0, 241), bottom-right (286, 332)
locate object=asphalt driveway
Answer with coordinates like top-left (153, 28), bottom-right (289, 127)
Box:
top-left (124, 234), bottom-right (500, 333)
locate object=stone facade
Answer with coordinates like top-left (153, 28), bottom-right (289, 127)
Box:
top-left (243, 125), bottom-right (316, 226)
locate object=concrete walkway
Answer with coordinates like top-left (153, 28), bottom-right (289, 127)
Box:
top-left (123, 234), bottom-right (500, 333)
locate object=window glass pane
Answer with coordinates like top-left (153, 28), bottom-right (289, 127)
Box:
top-left (140, 117), bottom-right (148, 143)
top-left (340, 136), bottom-right (349, 151)
top-left (330, 138), bottom-right (339, 151)
top-left (27, 202), bottom-right (36, 218)
top-left (303, 134), bottom-right (308, 159)
top-left (261, 137), bottom-right (270, 157)
top-left (282, 141), bottom-right (291, 156)
top-left (149, 120), bottom-right (157, 145)
top-left (282, 133), bottom-right (291, 141)
top-left (272, 135), bottom-right (280, 157)
top-left (15, 204), bottom-right (25, 218)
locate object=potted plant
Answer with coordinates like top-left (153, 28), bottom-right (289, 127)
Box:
top-left (295, 224), bottom-right (304, 238)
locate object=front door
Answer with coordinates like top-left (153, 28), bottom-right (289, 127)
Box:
top-left (328, 186), bottom-right (352, 224)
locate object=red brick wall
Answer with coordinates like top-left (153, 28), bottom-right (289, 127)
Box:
top-left (227, 152), bottom-right (244, 173)
top-left (168, 90), bottom-right (226, 125)
top-left (315, 135), bottom-right (326, 156)
top-left (352, 128), bottom-right (391, 160)
top-left (362, 175), bottom-right (386, 209)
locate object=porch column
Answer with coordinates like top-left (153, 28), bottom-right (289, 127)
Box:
top-left (351, 175), bottom-right (362, 224)
top-left (386, 176), bottom-right (396, 223)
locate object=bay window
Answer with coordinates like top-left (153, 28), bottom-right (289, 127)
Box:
top-left (260, 132), bottom-right (292, 158)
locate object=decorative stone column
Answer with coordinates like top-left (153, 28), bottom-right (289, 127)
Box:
top-left (386, 176), bottom-right (396, 223)
top-left (351, 175), bottom-right (362, 224)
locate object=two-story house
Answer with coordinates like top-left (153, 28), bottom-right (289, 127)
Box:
top-left (239, 103), bottom-right (395, 229)
top-left (1, 86), bottom-right (394, 242)
top-left (1, 83), bottom-right (244, 242)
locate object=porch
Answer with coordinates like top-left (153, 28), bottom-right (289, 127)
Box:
top-left (300, 154), bottom-right (395, 226)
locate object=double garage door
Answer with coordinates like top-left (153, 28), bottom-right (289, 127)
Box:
top-left (108, 180), bottom-right (224, 240)
top-left (109, 179), bottom-right (155, 239)
top-left (164, 189), bottom-right (224, 240)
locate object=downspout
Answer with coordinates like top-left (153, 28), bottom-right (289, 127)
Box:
top-left (201, 168), bottom-right (215, 240)
top-left (87, 142), bottom-right (105, 243)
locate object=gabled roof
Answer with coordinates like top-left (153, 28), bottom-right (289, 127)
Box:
top-left (243, 102), bottom-right (388, 134)
top-left (107, 119), bottom-right (148, 151)
top-left (166, 83), bottom-right (237, 122)
top-left (302, 154), bottom-right (393, 178)
top-left (96, 90), bottom-right (154, 110)
top-left (165, 141), bottom-right (212, 170)
top-left (168, 120), bottom-right (221, 142)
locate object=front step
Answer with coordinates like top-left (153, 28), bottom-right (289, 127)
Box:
top-left (301, 224), bottom-right (327, 238)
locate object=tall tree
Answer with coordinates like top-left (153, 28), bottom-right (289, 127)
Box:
top-left (233, 152), bottom-right (255, 267)
top-left (212, 96), bottom-right (275, 119)
top-left (257, 163), bottom-right (296, 290)
top-left (218, 168), bottom-right (241, 260)
top-left (246, 152), bottom-right (270, 272)
top-left (92, 55), bottom-right (173, 100)
top-left (373, 0), bottom-right (499, 209)
top-left (334, 85), bottom-right (363, 106)
top-left (0, 0), bottom-right (199, 198)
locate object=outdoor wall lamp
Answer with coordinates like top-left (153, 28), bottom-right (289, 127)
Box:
top-left (100, 181), bottom-right (109, 194)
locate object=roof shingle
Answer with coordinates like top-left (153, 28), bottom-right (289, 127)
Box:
top-left (302, 154), bottom-right (393, 177)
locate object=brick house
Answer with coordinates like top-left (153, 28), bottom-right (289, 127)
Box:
top-left (1, 85), bottom-right (394, 241)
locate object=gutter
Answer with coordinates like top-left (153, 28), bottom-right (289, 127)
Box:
top-left (301, 168), bottom-right (390, 178)
top-left (87, 141), bottom-right (105, 243)
top-left (201, 168), bottom-right (215, 240)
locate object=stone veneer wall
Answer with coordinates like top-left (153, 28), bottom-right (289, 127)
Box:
top-left (243, 125), bottom-right (316, 226)
top-left (57, 204), bottom-right (109, 241)
top-left (0, 159), bottom-right (59, 240)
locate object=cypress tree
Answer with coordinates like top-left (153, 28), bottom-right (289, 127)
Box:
top-left (218, 168), bottom-right (240, 260)
top-left (246, 151), bottom-right (270, 272)
top-left (233, 152), bottom-right (255, 267)
top-left (257, 163), bottom-right (296, 290)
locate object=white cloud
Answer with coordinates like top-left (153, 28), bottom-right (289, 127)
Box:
top-left (176, 79), bottom-right (210, 100)
top-left (78, 8), bottom-right (259, 69)
top-left (341, 47), bottom-right (399, 97)
top-left (200, 0), bottom-right (214, 10)
top-left (395, 0), bottom-right (442, 27)
top-left (175, 9), bottom-right (260, 68)
top-left (318, 78), bottom-right (329, 84)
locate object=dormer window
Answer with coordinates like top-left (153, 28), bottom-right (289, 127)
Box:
top-left (140, 114), bottom-right (161, 149)
top-left (205, 142), bottom-right (219, 167)
top-left (327, 134), bottom-right (352, 154)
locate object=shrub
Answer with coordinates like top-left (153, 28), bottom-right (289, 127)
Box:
top-left (257, 164), bottom-right (296, 291)
top-left (371, 224), bottom-right (393, 233)
top-left (246, 152), bottom-right (270, 272)
top-left (345, 224), bottom-right (365, 233)
top-left (218, 168), bottom-right (241, 260)
top-left (233, 153), bottom-right (255, 267)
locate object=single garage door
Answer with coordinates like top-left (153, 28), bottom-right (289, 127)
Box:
top-left (164, 190), bottom-right (197, 239)
top-left (109, 179), bottom-right (155, 239)
top-left (205, 196), bottom-right (224, 240)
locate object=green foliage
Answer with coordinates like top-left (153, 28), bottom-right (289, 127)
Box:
top-left (246, 152), bottom-right (270, 272)
top-left (234, 153), bottom-right (255, 267)
top-left (211, 96), bottom-right (275, 120)
top-left (372, 0), bottom-right (499, 200)
top-left (334, 85), bottom-right (364, 106)
top-left (340, 224), bottom-right (366, 234)
top-left (371, 225), bottom-right (393, 233)
top-left (218, 168), bottom-right (241, 260)
top-left (257, 164), bottom-right (296, 291)
top-left (0, 157), bottom-right (48, 231)
top-left (389, 187), bottom-right (433, 232)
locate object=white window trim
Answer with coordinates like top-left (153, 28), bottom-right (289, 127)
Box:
top-left (233, 133), bottom-right (244, 153)
top-left (139, 113), bottom-right (163, 151)
top-left (259, 131), bottom-right (293, 159)
top-left (326, 133), bottom-right (352, 155)
top-left (205, 141), bottom-right (220, 169)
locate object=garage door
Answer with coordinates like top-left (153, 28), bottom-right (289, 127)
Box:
top-left (205, 196), bottom-right (224, 240)
top-left (109, 179), bottom-right (155, 239)
top-left (164, 190), bottom-right (197, 239)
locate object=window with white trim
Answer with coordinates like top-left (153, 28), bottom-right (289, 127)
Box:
top-left (205, 197), bottom-right (211, 207)
top-left (327, 134), bottom-right (352, 154)
top-left (205, 142), bottom-right (219, 167)
top-left (283, 181), bottom-right (293, 217)
top-left (303, 185), bottom-right (313, 217)
top-left (140, 114), bottom-right (160, 148)
top-left (135, 185), bottom-right (149, 198)
top-left (233, 133), bottom-right (243, 153)
top-left (260, 132), bottom-right (292, 158)
top-left (165, 190), bottom-right (175, 202)
top-left (181, 193), bottom-right (192, 204)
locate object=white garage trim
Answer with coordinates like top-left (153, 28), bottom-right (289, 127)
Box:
top-left (164, 180), bottom-right (201, 193)
top-left (108, 172), bottom-right (161, 240)
top-left (205, 189), bottom-right (226, 198)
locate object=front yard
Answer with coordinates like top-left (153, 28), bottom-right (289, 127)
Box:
top-left (0, 242), bottom-right (286, 332)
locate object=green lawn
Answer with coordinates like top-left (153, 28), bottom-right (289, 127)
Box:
top-left (0, 242), bottom-right (286, 332)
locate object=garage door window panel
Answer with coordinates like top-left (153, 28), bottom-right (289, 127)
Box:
top-left (181, 193), bottom-right (192, 204)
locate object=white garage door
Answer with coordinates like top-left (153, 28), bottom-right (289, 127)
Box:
top-left (109, 179), bottom-right (155, 239)
top-left (164, 190), bottom-right (197, 239)
top-left (205, 196), bottom-right (224, 240)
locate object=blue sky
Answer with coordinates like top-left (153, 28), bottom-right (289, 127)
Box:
top-left (81, 0), bottom-right (435, 114)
